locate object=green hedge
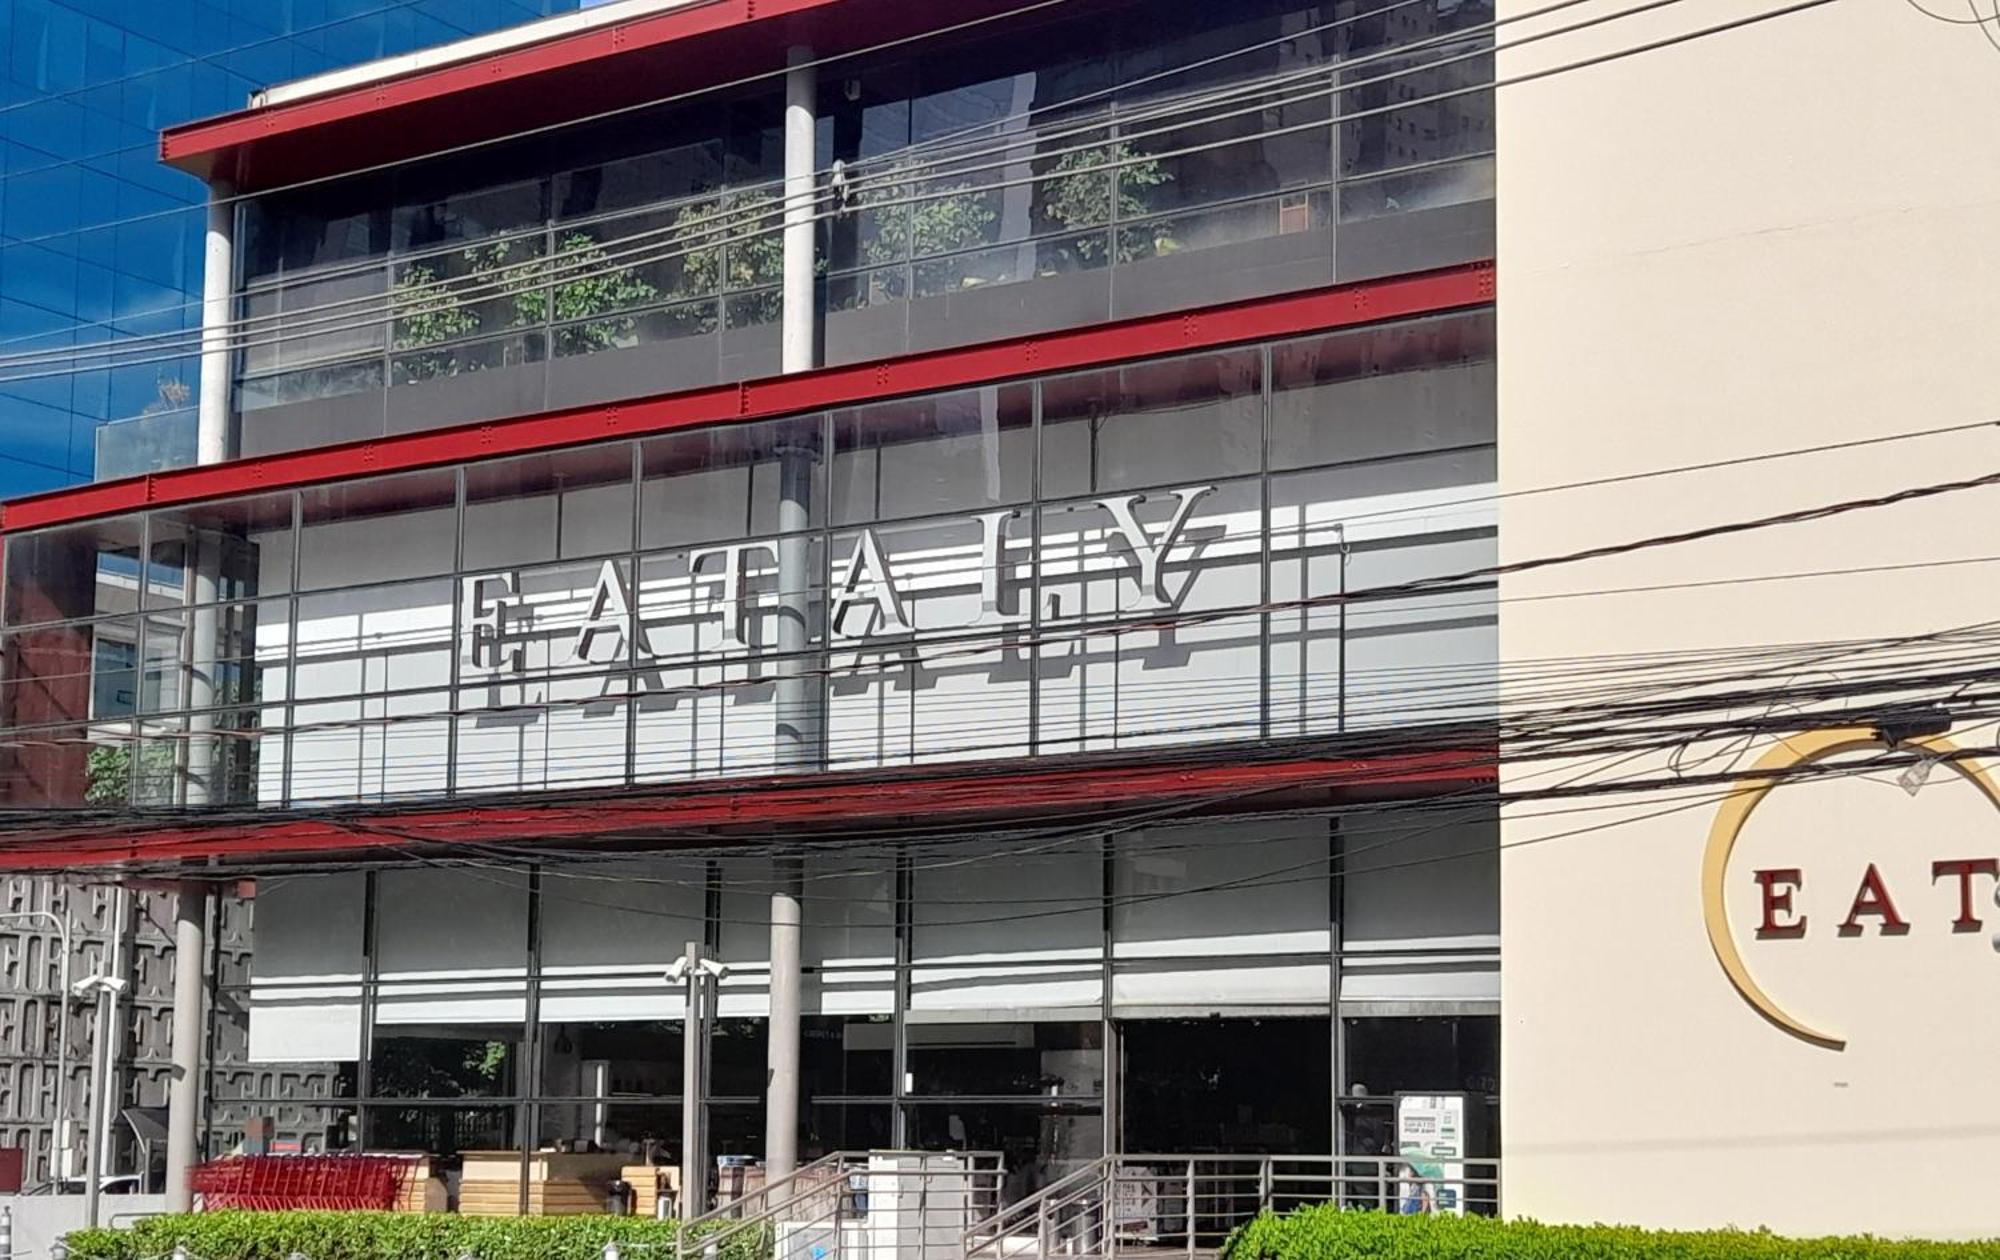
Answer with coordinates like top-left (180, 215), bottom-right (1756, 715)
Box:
top-left (64, 1212), bottom-right (772, 1260)
top-left (1219, 1206), bottom-right (2000, 1260)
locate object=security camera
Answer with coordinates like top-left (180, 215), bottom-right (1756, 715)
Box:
top-left (70, 974), bottom-right (127, 999)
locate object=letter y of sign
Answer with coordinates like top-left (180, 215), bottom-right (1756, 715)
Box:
top-left (1097, 485), bottom-right (1215, 612)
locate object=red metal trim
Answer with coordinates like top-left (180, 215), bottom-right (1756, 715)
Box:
top-left (0, 748), bottom-right (1495, 871)
top-left (1, 264), bottom-right (1494, 534)
top-left (161, 0), bottom-right (1025, 190)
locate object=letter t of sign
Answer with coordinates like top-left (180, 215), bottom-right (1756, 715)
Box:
top-left (1097, 485), bottom-right (1215, 611)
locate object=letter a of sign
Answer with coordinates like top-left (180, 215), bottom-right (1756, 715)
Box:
top-left (1098, 484), bottom-right (1215, 611)
top-left (830, 529), bottom-right (910, 637)
top-left (573, 559), bottom-right (634, 663)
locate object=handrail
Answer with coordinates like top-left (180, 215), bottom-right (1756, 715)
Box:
top-left (960, 1156), bottom-right (1111, 1260)
top-left (682, 1149), bottom-right (1009, 1260)
top-left (677, 1149), bottom-right (852, 1239)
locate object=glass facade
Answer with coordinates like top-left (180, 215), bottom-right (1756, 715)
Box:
top-left (0, 310), bottom-right (1496, 811)
top-left (219, 808), bottom-right (1499, 1211)
top-left (0, 0), bottom-right (583, 497)
top-left (227, 0), bottom-right (1495, 457)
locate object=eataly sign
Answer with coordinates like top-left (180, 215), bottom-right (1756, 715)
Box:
top-left (462, 484), bottom-right (1216, 673)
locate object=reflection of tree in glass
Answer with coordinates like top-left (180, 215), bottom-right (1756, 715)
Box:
top-left (390, 258), bottom-right (482, 382)
top-left (857, 161), bottom-right (1000, 276)
top-left (372, 1035), bottom-right (513, 1098)
top-left (512, 233), bottom-right (661, 356)
top-left (392, 232), bottom-right (661, 374)
top-left (676, 190), bottom-right (793, 327)
top-left (1041, 141), bottom-right (1174, 264)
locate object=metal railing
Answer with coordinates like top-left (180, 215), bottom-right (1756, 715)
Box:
top-left (680, 1150), bottom-right (1006, 1260)
top-left (963, 1155), bottom-right (1501, 1260)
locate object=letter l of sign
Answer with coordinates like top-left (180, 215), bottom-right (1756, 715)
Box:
top-left (1097, 484), bottom-right (1216, 611)
top-left (972, 508), bottom-right (1027, 627)
top-left (573, 559), bottom-right (633, 663)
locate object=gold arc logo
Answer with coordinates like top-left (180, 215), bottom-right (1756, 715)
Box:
top-left (1700, 726), bottom-right (2000, 1052)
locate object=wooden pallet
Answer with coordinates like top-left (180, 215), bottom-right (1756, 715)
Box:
top-left (459, 1151), bottom-right (630, 1217)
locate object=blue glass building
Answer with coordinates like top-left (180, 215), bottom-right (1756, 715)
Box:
top-left (0, 0), bottom-right (582, 498)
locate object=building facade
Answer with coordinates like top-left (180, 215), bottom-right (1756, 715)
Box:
top-left (10, 0), bottom-right (1994, 1240)
top-left (0, 0), bottom-right (1503, 1214)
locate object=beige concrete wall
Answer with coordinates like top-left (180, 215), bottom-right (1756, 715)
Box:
top-left (1498, 0), bottom-right (2000, 1238)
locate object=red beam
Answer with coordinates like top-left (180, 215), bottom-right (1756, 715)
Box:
top-left (1, 264), bottom-right (1494, 534)
top-left (161, 0), bottom-right (1029, 191)
top-left (0, 748), bottom-right (1495, 871)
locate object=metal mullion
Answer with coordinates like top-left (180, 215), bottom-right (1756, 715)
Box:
top-left (447, 468), bottom-right (466, 798)
top-left (819, 410), bottom-right (834, 773)
top-left (626, 441), bottom-right (643, 787)
top-left (201, 891), bottom-right (223, 1160)
top-left (1100, 832), bottom-right (1118, 1156)
top-left (1028, 378), bottom-right (1044, 756)
top-left (1328, 816), bottom-right (1345, 1161)
top-left (282, 492), bottom-right (301, 808)
top-left (891, 842), bottom-right (912, 1147)
top-left (1259, 343), bottom-right (1274, 741)
top-left (520, 865), bottom-right (543, 1216)
top-left (357, 868), bottom-right (379, 1145)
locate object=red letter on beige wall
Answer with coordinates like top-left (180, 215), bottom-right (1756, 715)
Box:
top-left (1839, 863), bottom-right (1909, 936)
top-left (1753, 868), bottom-right (1807, 938)
top-left (1930, 858), bottom-right (1999, 932)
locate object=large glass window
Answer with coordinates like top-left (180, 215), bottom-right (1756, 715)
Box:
top-left (231, 0), bottom-right (1490, 428)
top-left (298, 469), bottom-right (458, 590)
top-left (1041, 350), bottom-right (1262, 497)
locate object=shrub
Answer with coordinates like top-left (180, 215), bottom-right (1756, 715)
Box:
top-left (1218, 1205), bottom-right (2000, 1260)
top-left (64, 1212), bottom-right (772, 1260)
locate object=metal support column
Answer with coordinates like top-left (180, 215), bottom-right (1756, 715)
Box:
top-left (165, 882), bottom-right (208, 1212)
top-left (678, 942), bottom-right (716, 1220)
top-left (766, 41), bottom-right (818, 1183)
top-left (196, 182), bottom-right (236, 467)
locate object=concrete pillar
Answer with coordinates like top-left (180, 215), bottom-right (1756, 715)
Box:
top-left (781, 47), bottom-right (817, 375)
top-left (765, 45), bottom-right (818, 1181)
top-left (764, 857), bottom-right (803, 1181)
top-left (196, 183), bottom-right (236, 467)
top-left (164, 883), bottom-right (207, 1212)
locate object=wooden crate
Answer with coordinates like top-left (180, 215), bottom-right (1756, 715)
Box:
top-left (459, 1151), bottom-right (631, 1217)
top-left (623, 1165), bottom-right (681, 1219)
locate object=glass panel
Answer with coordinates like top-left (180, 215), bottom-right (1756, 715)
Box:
top-left (1040, 350), bottom-right (1262, 498)
top-left (297, 470), bottom-right (458, 590)
top-left (251, 268), bottom-right (390, 379)
top-left (1337, 14), bottom-right (1494, 184)
top-left (147, 492), bottom-right (296, 605)
top-left (534, 1098), bottom-right (684, 1165)
top-left (237, 358), bottom-right (386, 413)
top-left (1123, 1017), bottom-right (1330, 1154)
top-left (539, 1021), bottom-right (684, 1100)
top-left (905, 1020), bottom-right (1100, 1097)
top-left (1342, 1015), bottom-right (1499, 1102)
top-left (804, 1015), bottom-right (895, 1100)
top-left (1269, 311), bottom-right (1496, 472)
top-left (553, 133), bottom-right (727, 223)
top-left (463, 445), bottom-right (637, 570)
top-left (830, 386), bottom-right (1032, 525)
top-left (209, 1102), bottom-right (359, 1159)
top-left (639, 416), bottom-right (826, 549)
top-left (4, 516), bottom-right (142, 628)
top-left (906, 1099), bottom-right (1101, 1202)
top-left (394, 178), bottom-right (548, 254)
top-left (1338, 156), bottom-right (1495, 223)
